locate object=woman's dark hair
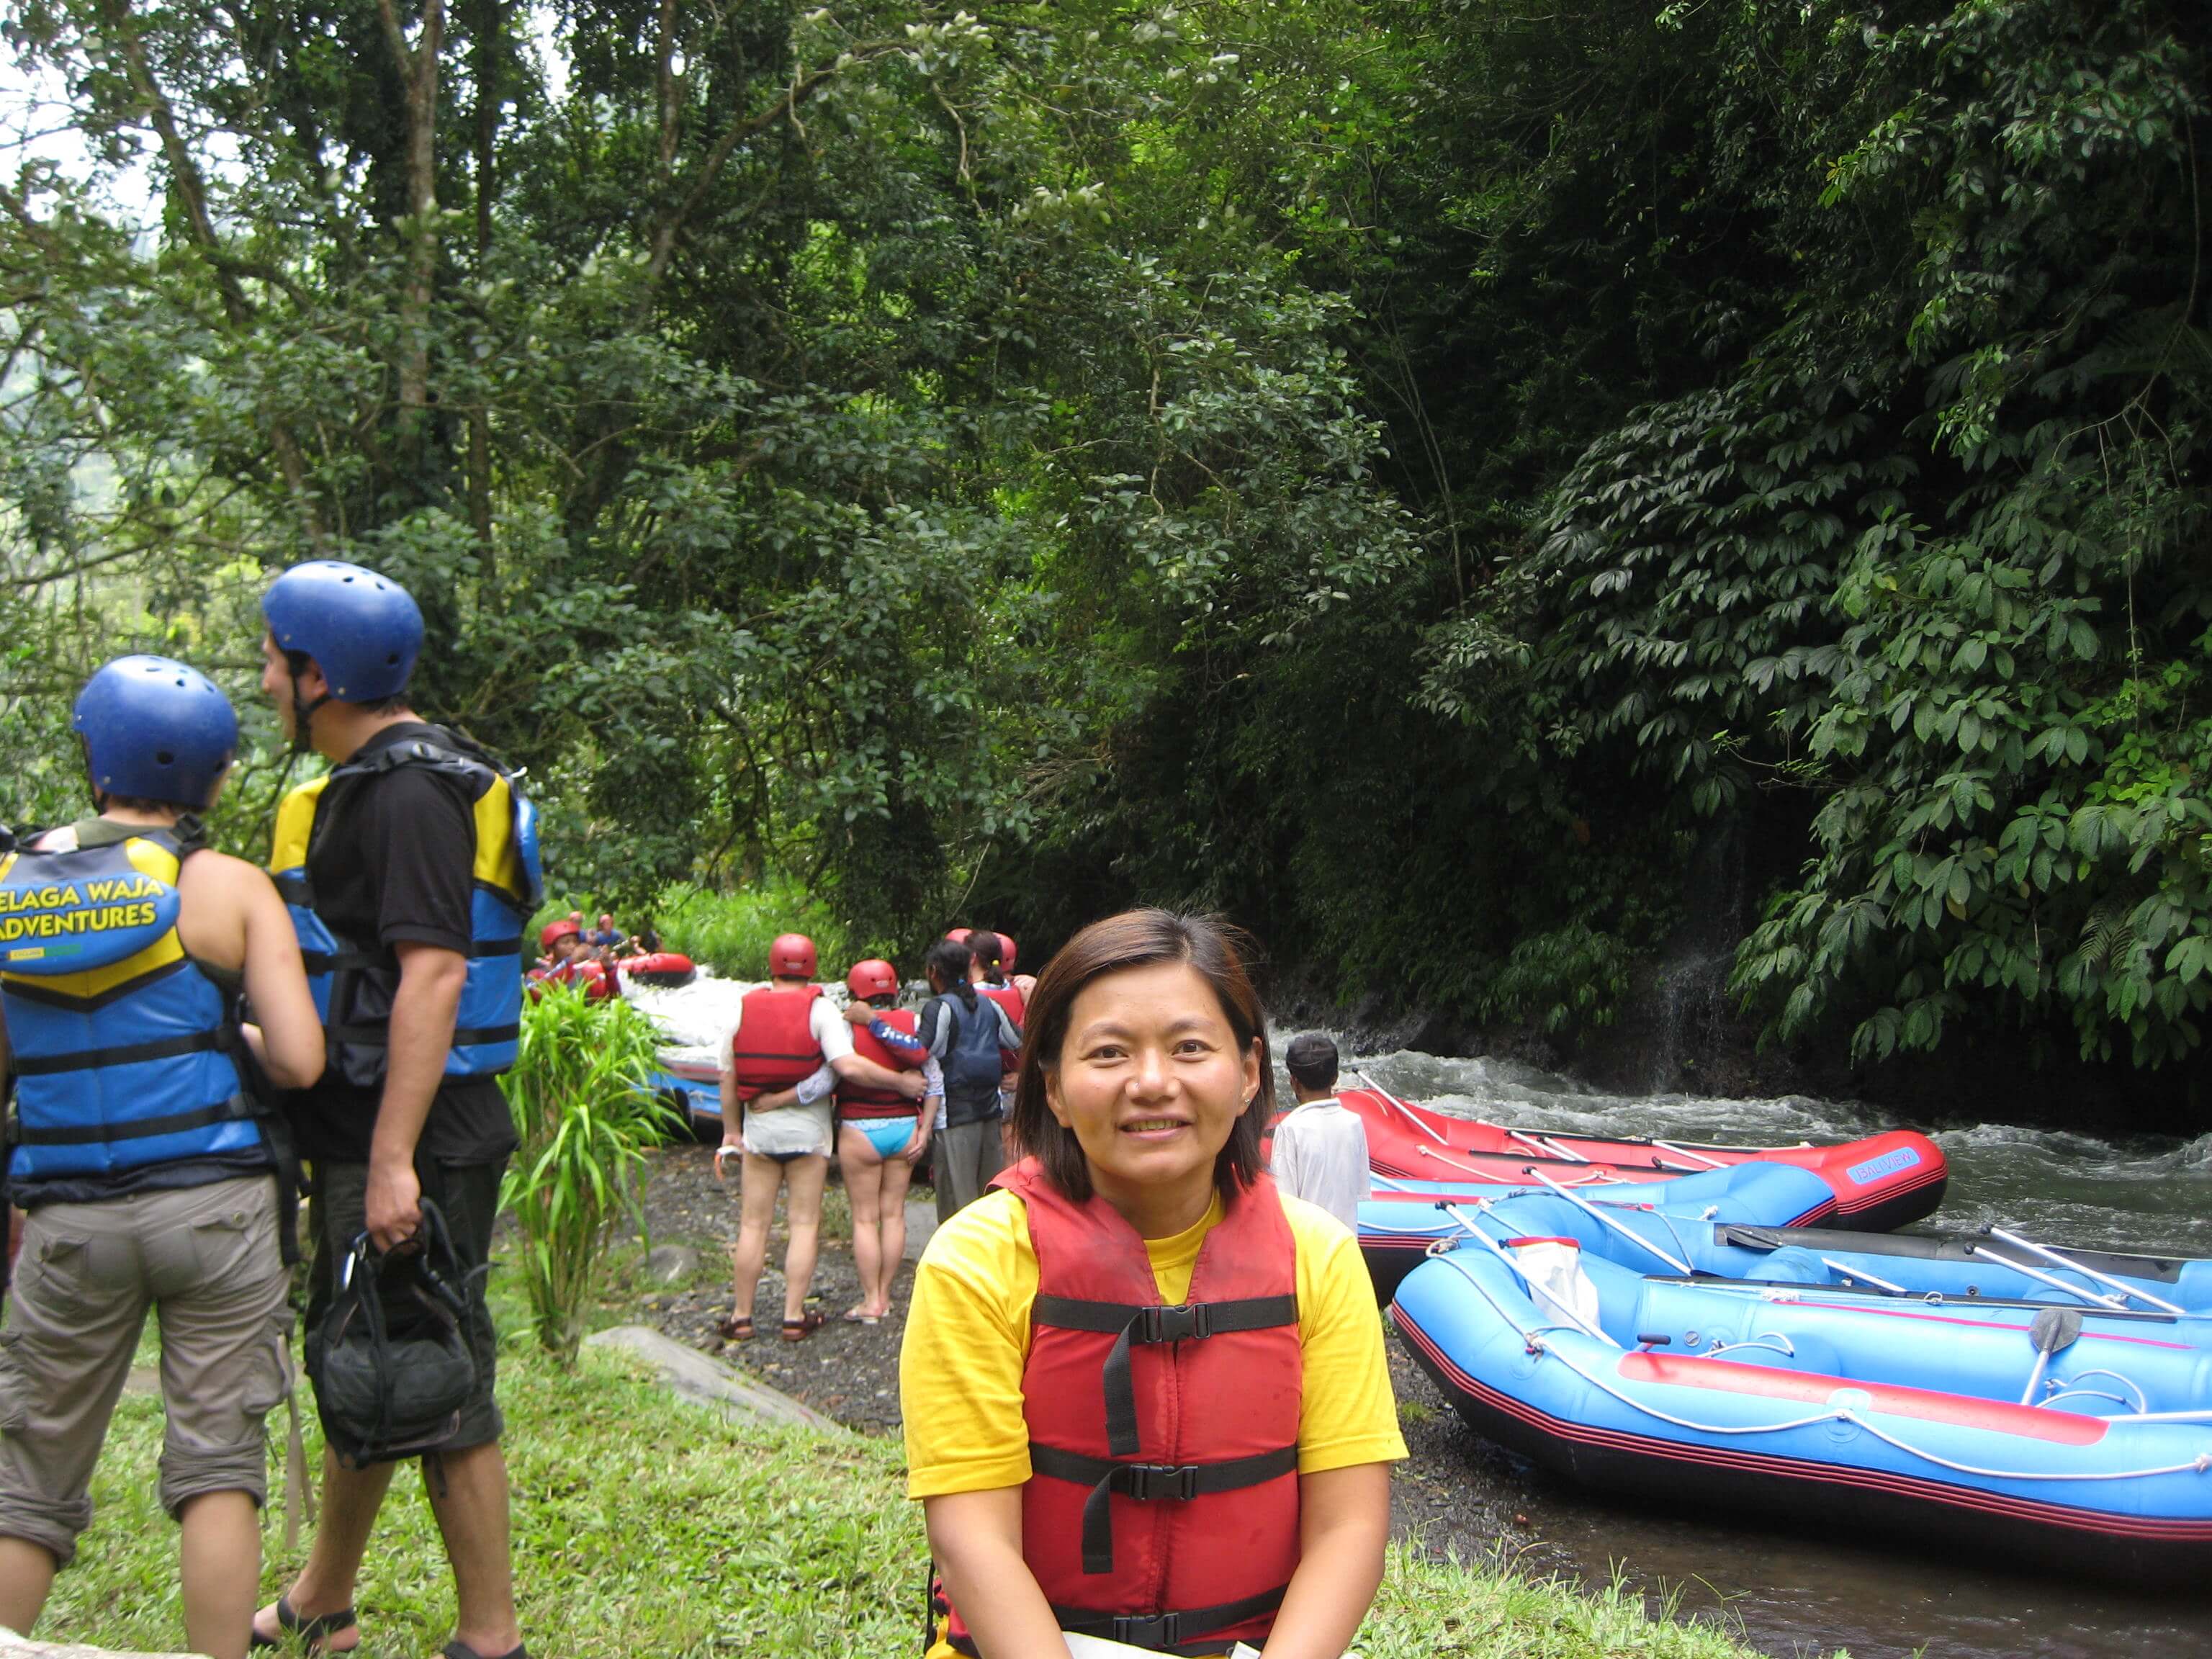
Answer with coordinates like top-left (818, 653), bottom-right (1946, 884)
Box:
top-left (1012, 908), bottom-right (1272, 1205)
top-left (925, 938), bottom-right (978, 1010)
top-left (965, 927), bottom-right (1007, 986)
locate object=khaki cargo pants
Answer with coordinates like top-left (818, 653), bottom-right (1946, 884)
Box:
top-left (0, 1175), bottom-right (291, 1565)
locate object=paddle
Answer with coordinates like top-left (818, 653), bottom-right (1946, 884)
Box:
top-left (2020, 1305), bottom-right (2082, 1406)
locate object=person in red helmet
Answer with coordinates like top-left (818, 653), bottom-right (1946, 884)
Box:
top-left (998, 932), bottom-right (1038, 1002)
top-left (528, 919), bottom-right (615, 1000)
top-left (535, 918), bottom-right (582, 972)
top-left (835, 958), bottom-right (940, 1323)
top-left (718, 933), bottom-right (924, 1341)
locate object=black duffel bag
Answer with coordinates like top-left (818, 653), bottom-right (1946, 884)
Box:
top-left (305, 1198), bottom-right (478, 1468)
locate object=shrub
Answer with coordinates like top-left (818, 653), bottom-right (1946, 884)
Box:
top-left (499, 983), bottom-right (679, 1367)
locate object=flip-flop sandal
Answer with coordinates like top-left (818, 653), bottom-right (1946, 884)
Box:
top-left (250, 1595), bottom-right (360, 1653)
top-left (781, 1310), bottom-right (828, 1341)
top-left (716, 1314), bottom-right (755, 1341)
top-left (840, 1306), bottom-right (880, 1325)
top-left (444, 1642), bottom-right (531, 1659)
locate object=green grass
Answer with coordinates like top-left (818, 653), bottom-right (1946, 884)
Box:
top-left (37, 1271), bottom-right (1812, 1659)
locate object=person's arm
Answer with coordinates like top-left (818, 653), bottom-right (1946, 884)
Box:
top-left (830, 1051), bottom-right (926, 1097)
top-left (1259, 1462), bottom-right (1391, 1659)
top-left (907, 1057), bottom-right (942, 1161)
top-left (992, 1003), bottom-right (1023, 1051)
top-left (717, 1064), bottom-right (743, 1180)
top-left (919, 997), bottom-right (951, 1060)
top-left (923, 1488), bottom-right (1072, 1659)
top-left (233, 862), bottom-right (324, 1090)
top-left (1272, 1118), bottom-right (1302, 1190)
top-left (851, 1010), bottom-right (927, 1059)
top-left (364, 940), bottom-right (465, 1251)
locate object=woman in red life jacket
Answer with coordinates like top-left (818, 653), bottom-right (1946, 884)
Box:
top-left (837, 957), bottom-right (938, 1323)
top-left (900, 910), bottom-right (1405, 1659)
top-left (962, 927), bottom-right (1027, 1160)
top-left (719, 934), bottom-right (924, 1341)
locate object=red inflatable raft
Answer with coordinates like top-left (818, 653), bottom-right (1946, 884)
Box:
top-left (1342, 1084), bottom-right (1945, 1233)
top-left (616, 951), bottom-right (696, 988)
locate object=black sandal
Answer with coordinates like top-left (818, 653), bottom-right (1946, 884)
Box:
top-left (444, 1642), bottom-right (531, 1659)
top-left (250, 1595), bottom-right (360, 1653)
top-left (781, 1310), bottom-right (828, 1341)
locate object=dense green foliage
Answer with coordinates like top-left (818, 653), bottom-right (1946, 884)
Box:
top-left (2, 0), bottom-right (2204, 1078)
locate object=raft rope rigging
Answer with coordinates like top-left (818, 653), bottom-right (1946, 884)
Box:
top-left (1419, 1246), bottom-right (2212, 1484)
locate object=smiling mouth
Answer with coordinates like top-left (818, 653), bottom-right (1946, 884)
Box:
top-left (1121, 1118), bottom-right (1189, 1135)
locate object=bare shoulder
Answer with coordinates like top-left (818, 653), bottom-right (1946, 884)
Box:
top-left (178, 847), bottom-right (279, 899)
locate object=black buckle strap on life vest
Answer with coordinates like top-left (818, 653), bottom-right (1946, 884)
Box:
top-left (1028, 1442), bottom-right (1300, 1575)
top-left (12, 1090), bottom-right (253, 1146)
top-left (325, 1021), bottom-right (520, 1051)
top-left (1053, 1584), bottom-right (1290, 1655)
top-left (1032, 1292), bottom-right (1299, 1457)
top-left (9, 1027), bottom-right (230, 1077)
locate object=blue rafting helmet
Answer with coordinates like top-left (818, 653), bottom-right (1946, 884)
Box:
top-left (72, 655), bottom-right (240, 808)
top-left (261, 560), bottom-right (423, 701)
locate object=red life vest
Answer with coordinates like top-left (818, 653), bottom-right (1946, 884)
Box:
top-left (837, 1006), bottom-right (922, 1118)
top-left (728, 984), bottom-right (824, 1101)
top-left (941, 1158), bottom-right (1303, 1655)
top-left (979, 980), bottom-right (1025, 1071)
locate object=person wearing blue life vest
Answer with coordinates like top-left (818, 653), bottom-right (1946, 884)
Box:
top-left (251, 562), bottom-right (537, 1659)
top-left (0, 657), bottom-right (324, 1659)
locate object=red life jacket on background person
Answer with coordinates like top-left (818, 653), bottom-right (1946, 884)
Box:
top-left (837, 1006), bottom-right (922, 1119)
top-left (729, 984), bottom-right (824, 1101)
top-left (940, 1158), bottom-right (1303, 1656)
top-left (978, 979), bottom-right (1025, 1073)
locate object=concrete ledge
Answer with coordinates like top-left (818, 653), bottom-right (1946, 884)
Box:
top-left (0, 1630), bottom-right (200, 1658)
top-left (584, 1324), bottom-right (845, 1433)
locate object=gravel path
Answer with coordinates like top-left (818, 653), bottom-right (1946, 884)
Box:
top-left (622, 1143), bottom-right (1525, 1563)
top-left (627, 1143), bottom-right (929, 1435)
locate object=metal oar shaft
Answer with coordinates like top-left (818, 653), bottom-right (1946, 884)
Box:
top-left (1966, 1244), bottom-right (2128, 1310)
top-left (1821, 1256), bottom-right (1908, 1294)
top-left (1520, 1166), bottom-right (1694, 1275)
top-left (1444, 1204), bottom-right (1621, 1350)
top-left (1349, 1068), bottom-right (1447, 1144)
top-left (1987, 1226), bottom-right (2188, 1317)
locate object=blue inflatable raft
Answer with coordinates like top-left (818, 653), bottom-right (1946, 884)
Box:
top-left (1392, 1198), bottom-right (2212, 1583)
top-left (1358, 1160), bottom-right (1838, 1302)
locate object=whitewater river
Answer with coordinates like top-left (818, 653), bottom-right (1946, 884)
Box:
top-left (1349, 1047), bottom-right (2212, 1659)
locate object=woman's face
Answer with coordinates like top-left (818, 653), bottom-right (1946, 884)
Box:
top-left (1045, 961), bottom-right (1262, 1206)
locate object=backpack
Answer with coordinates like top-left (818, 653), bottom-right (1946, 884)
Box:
top-left (304, 1199), bottom-right (478, 1467)
top-left (937, 992), bottom-right (1006, 1127)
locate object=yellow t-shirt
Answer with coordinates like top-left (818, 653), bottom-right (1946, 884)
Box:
top-left (901, 1184), bottom-right (1407, 1499)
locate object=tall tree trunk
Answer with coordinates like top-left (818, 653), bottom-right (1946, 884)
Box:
top-left (468, 0), bottom-right (503, 586)
top-left (98, 0), bottom-right (326, 544)
top-left (380, 0), bottom-right (446, 478)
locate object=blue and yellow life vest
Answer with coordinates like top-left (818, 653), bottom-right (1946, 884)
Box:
top-left (269, 732), bottom-right (542, 1087)
top-left (0, 824), bottom-right (260, 1187)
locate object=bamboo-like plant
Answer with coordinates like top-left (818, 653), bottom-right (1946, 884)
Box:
top-left (499, 981), bottom-right (679, 1367)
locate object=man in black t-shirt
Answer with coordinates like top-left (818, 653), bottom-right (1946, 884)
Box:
top-left (251, 562), bottom-right (528, 1659)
